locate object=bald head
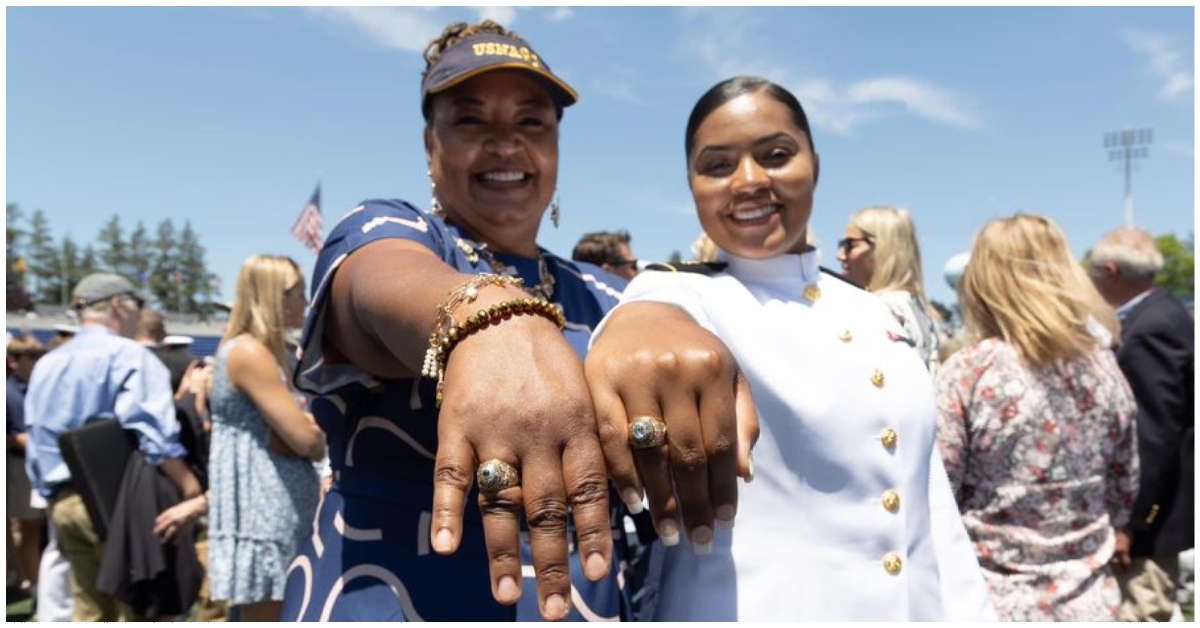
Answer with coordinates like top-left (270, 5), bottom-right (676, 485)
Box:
top-left (1089, 226), bottom-right (1162, 306)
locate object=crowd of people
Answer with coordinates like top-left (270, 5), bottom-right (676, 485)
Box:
top-left (6, 16), bottom-right (1193, 623)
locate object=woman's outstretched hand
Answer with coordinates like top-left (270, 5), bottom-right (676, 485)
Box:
top-left (430, 312), bottom-right (613, 622)
top-left (585, 301), bottom-right (758, 554)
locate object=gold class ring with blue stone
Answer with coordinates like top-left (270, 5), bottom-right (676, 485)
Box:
top-left (628, 416), bottom-right (668, 449)
top-left (476, 459), bottom-right (519, 493)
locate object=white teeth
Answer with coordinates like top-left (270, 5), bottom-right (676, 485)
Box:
top-left (480, 171), bottom-right (525, 182)
top-left (732, 205), bottom-right (777, 220)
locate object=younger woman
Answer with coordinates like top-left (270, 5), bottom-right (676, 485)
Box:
top-left (586, 76), bottom-right (994, 621)
top-left (208, 254), bottom-right (324, 621)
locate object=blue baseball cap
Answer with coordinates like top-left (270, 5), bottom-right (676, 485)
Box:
top-left (421, 31), bottom-right (577, 119)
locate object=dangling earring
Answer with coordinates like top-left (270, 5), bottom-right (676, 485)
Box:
top-left (550, 196), bottom-right (561, 229)
top-left (428, 169), bottom-right (444, 216)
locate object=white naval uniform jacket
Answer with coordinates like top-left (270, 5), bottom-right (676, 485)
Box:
top-left (605, 252), bottom-right (996, 621)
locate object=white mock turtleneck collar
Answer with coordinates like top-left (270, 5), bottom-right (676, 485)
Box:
top-left (722, 249), bottom-right (821, 291)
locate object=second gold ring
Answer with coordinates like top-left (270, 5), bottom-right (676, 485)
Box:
top-left (628, 416), bottom-right (668, 449)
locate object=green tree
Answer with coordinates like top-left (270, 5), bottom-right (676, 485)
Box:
top-left (58, 236), bottom-right (83, 306)
top-left (97, 214), bottom-right (126, 273)
top-left (127, 220), bottom-right (152, 289)
top-left (1155, 233), bottom-right (1194, 300)
top-left (79, 244), bottom-right (99, 280)
top-left (6, 203), bottom-right (26, 293)
top-left (150, 219), bottom-right (179, 310)
top-left (177, 221), bottom-right (213, 315)
top-left (26, 210), bottom-right (60, 304)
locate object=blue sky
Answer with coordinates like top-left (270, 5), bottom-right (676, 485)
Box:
top-left (6, 6), bottom-right (1195, 307)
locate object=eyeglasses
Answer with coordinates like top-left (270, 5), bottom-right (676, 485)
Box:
top-left (610, 259), bottom-right (638, 268)
top-left (837, 236), bottom-right (874, 254)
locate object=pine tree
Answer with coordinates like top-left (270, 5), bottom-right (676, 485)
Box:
top-left (97, 214), bottom-right (126, 273)
top-left (151, 219), bottom-right (179, 311)
top-left (27, 210), bottom-right (60, 304)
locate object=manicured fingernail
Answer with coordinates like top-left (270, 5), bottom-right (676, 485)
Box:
top-left (715, 505), bottom-right (736, 530)
top-left (585, 551), bottom-right (608, 580)
top-left (659, 519), bottom-right (680, 546)
top-left (691, 526), bottom-right (714, 555)
top-left (544, 593), bottom-right (568, 619)
top-left (497, 575), bottom-right (520, 603)
top-left (746, 456), bottom-right (755, 483)
top-left (622, 488), bottom-right (644, 514)
top-left (433, 528), bottom-right (454, 553)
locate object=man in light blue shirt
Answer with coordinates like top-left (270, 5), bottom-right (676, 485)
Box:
top-left (24, 272), bottom-right (202, 621)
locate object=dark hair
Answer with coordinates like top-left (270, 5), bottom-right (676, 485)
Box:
top-left (572, 230), bottom-right (632, 266)
top-left (684, 76), bottom-right (816, 161)
top-left (421, 20), bottom-right (565, 125)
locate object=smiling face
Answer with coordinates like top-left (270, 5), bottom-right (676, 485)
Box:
top-left (687, 91), bottom-right (818, 259)
top-left (425, 70), bottom-right (560, 252)
top-left (837, 224), bottom-right (876, 286)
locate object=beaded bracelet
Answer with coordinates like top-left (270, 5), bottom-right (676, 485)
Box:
top-left (424, 297), bottom-right (567, 407)
top-left (421, 274), bottom-right (523, 380)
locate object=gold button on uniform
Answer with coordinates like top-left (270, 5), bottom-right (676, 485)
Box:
top-left (883, 553), bottom-right (903, 575)
top-left (871, 369), bottom-right (885, 388)
top-left (838, 329), bottom-right (853, 342)
top-left (803, 283), bottom-right (821, 303)
top-left (880, 428), bottom-right (898, 449)
top-left (882, 489), bottom-right (901, 512)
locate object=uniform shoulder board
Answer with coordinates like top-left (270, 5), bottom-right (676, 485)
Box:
top-left (643, 261), bottom-right (727, 275)
top-left (820, 266), bottom-right (865, 290)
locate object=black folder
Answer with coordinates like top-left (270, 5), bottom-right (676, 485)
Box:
top-left (57, 418), bottom-right (139, 539)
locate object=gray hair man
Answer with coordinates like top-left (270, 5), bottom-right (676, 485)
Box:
top-left (24, 272), bottom-right (202, 621)
top-left (1090, 227), bottom-right (1194, 621)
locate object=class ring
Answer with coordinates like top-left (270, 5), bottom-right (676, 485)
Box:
top-left (476, 459), bottom-right (520, 493)
top-left (628, 416), bottom-right (668, 449)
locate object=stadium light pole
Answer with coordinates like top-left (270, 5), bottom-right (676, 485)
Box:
top-left (1103, 128), bottom-right (1152, 227)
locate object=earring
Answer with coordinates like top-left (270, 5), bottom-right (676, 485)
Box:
top-left (550, 196), bottom-right (561, 228)
top-left (428, 169), bottom-right (444, 216)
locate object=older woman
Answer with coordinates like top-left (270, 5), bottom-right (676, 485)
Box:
top-left (837, 205), bottom-right (941, 372)
top-left (585, 76), bottom-right (994, 621)
top-left (278, 20), bottom-right (642, 622)
top-left (936, 213), bottom-right (1140, 620)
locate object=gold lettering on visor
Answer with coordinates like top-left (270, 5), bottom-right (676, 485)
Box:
top-left (469, 42), bottom-right (541, 68)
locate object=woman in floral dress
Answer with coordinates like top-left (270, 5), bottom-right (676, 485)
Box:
top-left (935, 213), bottom-right (1140, 620)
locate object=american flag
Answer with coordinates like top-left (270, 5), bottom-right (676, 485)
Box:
top-left (291, 184), bottom-right (323, 255)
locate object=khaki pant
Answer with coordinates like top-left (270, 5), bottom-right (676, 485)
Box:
top-left (193, 524), bottom-right (228, 621)
top-left (49, 491), bottom-right (135, 622)
top-left (1117, 554), bottom-right (1181, 622)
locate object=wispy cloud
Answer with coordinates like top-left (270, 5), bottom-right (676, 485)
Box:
top-left (676, 8), bottom-right (981, 134)
top-left (1123, 29), bottom-right (1194, 100)
top-left (306, 7), bottom-right (519, 52)
top-left (591, 67), bottom-right (645, 105)
top-left (547, 7), bottom-right (574, 23)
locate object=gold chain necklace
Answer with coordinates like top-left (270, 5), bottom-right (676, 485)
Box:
top-left (453, 236), bottom-right (556, 301)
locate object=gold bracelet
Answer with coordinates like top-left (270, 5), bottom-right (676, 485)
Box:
top-left (421, 274), bottom-right (523, 380)
top-left (426, 297), bottom-right (566, 407)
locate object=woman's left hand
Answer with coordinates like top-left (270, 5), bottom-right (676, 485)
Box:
top-left (153, 493), bottom-right (208, 543)
top-left (586, 301), bottom-right (758, 552)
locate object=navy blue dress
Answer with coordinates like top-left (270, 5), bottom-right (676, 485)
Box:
top-left (279, 200), bottom-right (633, 621)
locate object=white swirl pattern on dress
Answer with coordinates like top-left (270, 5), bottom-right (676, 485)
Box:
top-left (346, 416), bottom-right (436, 464)
top-left (320, 564), bottom-right (426, 622)
top-left (334, 510), bottom-right (382, 541)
